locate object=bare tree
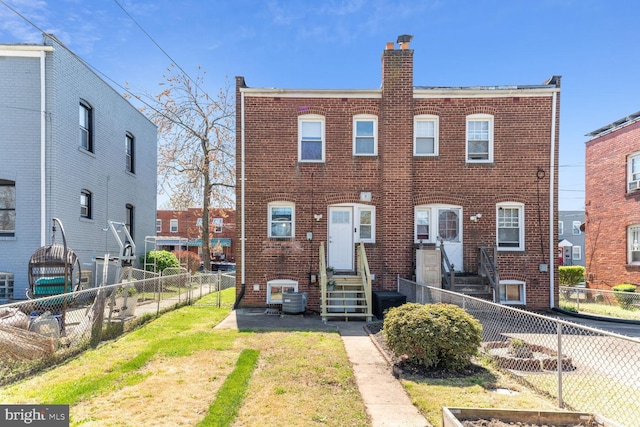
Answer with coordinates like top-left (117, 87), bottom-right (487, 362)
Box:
top-left (151, 65), bottom-right (235, 270)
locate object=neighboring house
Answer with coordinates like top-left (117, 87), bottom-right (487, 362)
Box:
top-left (557, 211), bottom-right (585, 267)
top-left (156, 208), bottom-right (236, 265)
top-left (584, 111), bottom-right (640, 289)
top-left (235, 36), bottom-right (561, 313)
top-left (0, 35), bottom-right (157, 301)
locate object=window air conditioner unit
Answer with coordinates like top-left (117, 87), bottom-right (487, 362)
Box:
top-left (629, 180), bottom-right (640, 191)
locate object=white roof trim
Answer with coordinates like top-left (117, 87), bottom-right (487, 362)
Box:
top-left (0, 46), bottom-right (54, 58)
top-left (240, 88), bottom-right (381, 98)
top-left (414, 87), bottom-right (559, 98)
top-left (240, 86), bottom-right (558, 99)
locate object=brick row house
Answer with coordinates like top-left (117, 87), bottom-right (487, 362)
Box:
top-left (235, 37), bottom-right (561, 315)
top-left (156, 208), bottom-right (236, 266)
top-left (584, 111), bottom-right (640, 288)
top-left (0, 35), bottom-right (157, 301)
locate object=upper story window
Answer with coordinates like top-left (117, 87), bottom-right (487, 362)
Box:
top-left (80, 189), bottom-right (92, 219)
top-left (79, 101), bottom-right (93, 152)
top-left (170, 219), bottom-right (178, 233)
top-left (466, 114), bottom-right (493, 163)
top-left (213, 217), bottom-right (223, 233)
top-left (497, 202), bottom-right (524, 251)
top-left (628, 225), bottom-right (640, 265)
top-left (298, 115), bottom-right (324, 162)
top-left (126, 204), bottom-right (134, 238)
top-left (628, 153), bottom-right (640, 191)
top-left (353, 115), bottom-right (377, 156)
top-left (126, 133), bottom-right (135, 173)
top-left (414, 115), bottom-right (439, 156)
top-left (0, 180), bottom-right (16, 237)
top-left (269, 202), bottom-right (294, 238)
top-left (558, 221), bottom-right (564, 236)
top-left (572, 221), bottom-right (581, 235)
top-left (156, 219), bottom-right (162, 233)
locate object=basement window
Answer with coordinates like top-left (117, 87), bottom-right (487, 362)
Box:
top-left (499, 280), bottom-right (526, 305)
top-left (267, 279), bottom-right (298, 304)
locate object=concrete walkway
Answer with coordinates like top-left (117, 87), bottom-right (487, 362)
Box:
top-left (216, 310), bottom-right (430, 427)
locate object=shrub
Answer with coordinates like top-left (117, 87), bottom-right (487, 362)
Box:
top-left (143, 250), bottom-right (180, 273)
top-left (558, 266), bottom-right (585, 285)
top-left (612, 284), bottom-right (637, 310)
top-left (172, 249), bottom-right (201, 273)
top-left (383, 302), bottom-right (482, 371)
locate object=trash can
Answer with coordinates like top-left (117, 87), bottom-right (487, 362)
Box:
top-left (372, 291), bottom-right (406, 320)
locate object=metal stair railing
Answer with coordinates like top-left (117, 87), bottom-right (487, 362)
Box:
top-left (478, 245), bottom-right (499, 302)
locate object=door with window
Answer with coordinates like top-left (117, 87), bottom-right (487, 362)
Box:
top-left (416, 205), bottom-right (463, 272)
top-left (436, 207), bottom-right (463, 272)
top-left (328, 206), bottom-right (354, 271)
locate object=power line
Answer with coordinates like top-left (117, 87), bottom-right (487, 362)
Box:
top-left (112, 0), bottom-right (209, 98)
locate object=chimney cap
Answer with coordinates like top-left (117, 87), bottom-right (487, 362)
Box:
top-left (396, 34), bottom-right (413, 44)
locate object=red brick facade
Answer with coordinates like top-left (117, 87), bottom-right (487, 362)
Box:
top-left (585, 116), bottom-right (640, 289)
top-left (236, 40), bottom-right (561, 310)
top-left (156, 208), bottom-right (236, 262)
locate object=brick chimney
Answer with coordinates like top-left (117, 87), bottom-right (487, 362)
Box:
top-left (380, 35), bottom-right (414, 288)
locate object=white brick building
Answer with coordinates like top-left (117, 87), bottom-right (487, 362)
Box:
top-left (0, 34), bottom-right (157, 300)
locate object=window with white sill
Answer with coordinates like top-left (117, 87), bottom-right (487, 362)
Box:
top-left (499, 280), bottom-right (526, 305)
top-left (628, 225), bottom-right (640, 264)
top-left (299, 115), bottom-right (324, 162)
top-left (414, 115), bottom-right (439, 156)
top-left (269, 202), bottom-right (294, 238)
top-left (497, 203), bottom-right (524, 251)
top-left (353, 115), bottom-right (377, 156)
top-left (628, 153), bottom-right (640, 191)
top-left (466, 114), bottom-right (493, 163)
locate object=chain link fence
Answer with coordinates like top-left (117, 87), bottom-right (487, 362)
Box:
top-left (398, 278), bottom-right (640, 427)
top-left (0, 270), bottom-right (233, 386)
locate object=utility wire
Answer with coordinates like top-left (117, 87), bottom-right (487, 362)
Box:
top-left (112, 0), bottom-right (208, 98)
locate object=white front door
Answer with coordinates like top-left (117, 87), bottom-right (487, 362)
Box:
top-left (328, 206), bottom-right (354, 271)
top-left (436, 207), bottom-right (463, 272)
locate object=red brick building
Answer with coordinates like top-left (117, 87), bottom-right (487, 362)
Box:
top-left (585, 111), bottom-right (640, 289)
top-left (156, 208), bottom-right (236, 265)
top-left (235, 37), bottom-right (561, 312)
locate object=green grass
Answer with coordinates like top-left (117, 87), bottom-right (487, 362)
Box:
top-left (559, 299), bottom-right (640, 320)
top-left (401, 357), bottom-right (559, 427)
top-left (198, 349), bottom-right (260, 427)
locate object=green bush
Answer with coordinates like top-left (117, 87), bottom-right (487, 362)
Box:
top-left (383, 302), bottom-right (482, 371)
top-left (612, 284), bottom-right (637, 310)
top-left (143, 250), bottom-right (180, 273)
top-left (558, 266), bottom-right (585, 285)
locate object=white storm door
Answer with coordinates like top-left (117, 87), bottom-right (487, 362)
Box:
top-left (437, 207), bottom-right (463, 272)
top-left (328, 206), bottom-right (354, 271)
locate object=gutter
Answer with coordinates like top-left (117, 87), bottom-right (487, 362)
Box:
top-left (234, 90), bottom-right (246, 309)
top-left (549, 91), bottom-right (558, 308)
top-left (40, 50), bottom-right (47, 246)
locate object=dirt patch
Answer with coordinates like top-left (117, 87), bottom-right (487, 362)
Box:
top-left (71, 349), bottom-right (238, 426)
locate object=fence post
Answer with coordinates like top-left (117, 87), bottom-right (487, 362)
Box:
top-left (217, 270), bottom-right (222, 308)
top-left (557, 321), bottom-right (563, 408)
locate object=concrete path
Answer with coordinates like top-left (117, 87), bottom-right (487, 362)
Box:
top-left (216, 310), bottom-right (431, 426)
top-left (336, 321), bottom-right (431, 427)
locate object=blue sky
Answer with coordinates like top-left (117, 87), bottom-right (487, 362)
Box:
top-left (2, 0), bottom-right (639, 210)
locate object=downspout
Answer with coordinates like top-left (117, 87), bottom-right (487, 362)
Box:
top-left (549, 91), bottom-right (558, 308)
top-left (233, 90), bottom-right (246, 309)
top-left (40, 50), bottom-right (47, 246)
